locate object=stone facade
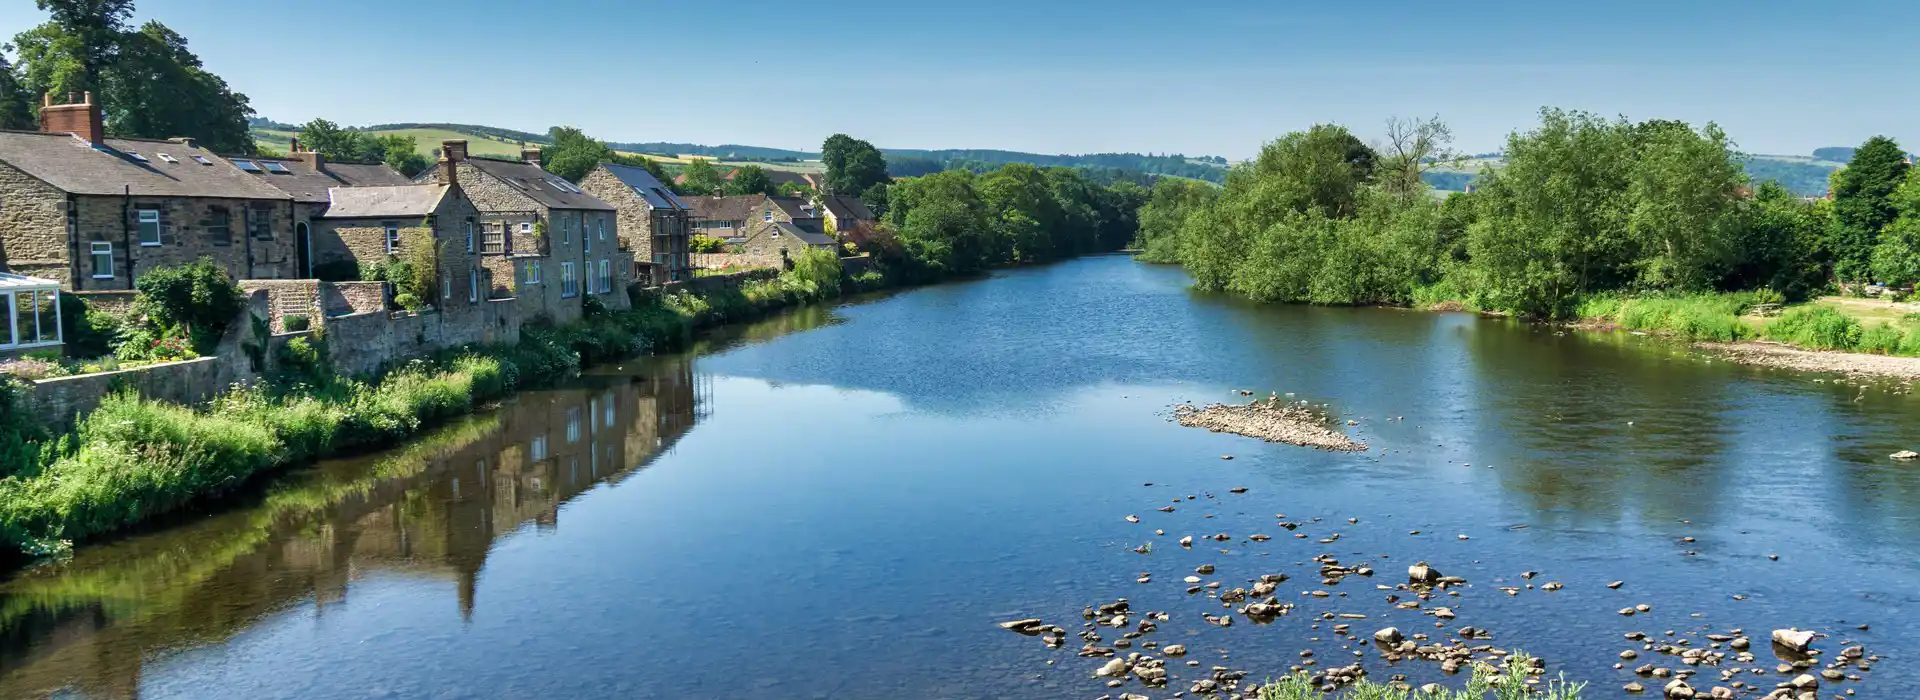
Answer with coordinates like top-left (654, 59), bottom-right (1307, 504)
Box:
top-left (577, 165), bottom-right (692, 285)
top-left (0, 161), bottom-right (69, 283)
top-left (739, 220), bottom-right (832, 261)
top-left (440, 153), bottom-right (633, 321)
top-left (322, 299), bottom-right (521, 377)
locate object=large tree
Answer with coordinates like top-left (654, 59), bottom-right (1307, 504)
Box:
top-left (1829, 136), bottom-right (1911, 283)
top-left (0, 56), bottom-right (33, 130)
top-left (1624, 121), bottom-right (1745, 290)
top-left (822, 133), bottom-right (890, 196)
top-left (678, 158), bottom-right (725, 195)
top-left (12, 2), bottom-right (256, 152)
top-left (542, 126), bottom-right (616, 182)
top-left (726, 165), bottom-right (774, 196)
top-left (1376, 115), bottom-right (1457, 202)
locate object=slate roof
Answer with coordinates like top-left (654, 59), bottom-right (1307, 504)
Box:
top-left (598, 162), bottom-right (689, 211)
top-left (770, 221), bottom-right (835, 247)
top-left (320, 185), bottom-right (450, 218)
top-left (463, 158), bottom-right (614, 211)
top-left (246, 156), bottom-right (414, 203)
top-left (822, 195), bottom-right (875, 222)
top-left (768, 196), bottom-right (818, 221)
top-left (0, 130), bottom-right (290, 199)
top-left (682, 194), bottom-right (764, 223)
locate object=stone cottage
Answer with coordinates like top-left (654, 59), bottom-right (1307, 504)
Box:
top-left (682, 194), bottom-right (763, 243)
top-left (737, 220), bottom-right (836, 263)
top-left (819, 195), bottom-right (876, 235)
top-left (310, 162), bottom-right (484, 315)
top-left (418, 140), bottom-right (631, 324)
top-left (243, 138), bottom-right (416, 279)
top-left (578, 162), bottom-right (692, 285)
top-left (0, 93), bottom-right (297, 293)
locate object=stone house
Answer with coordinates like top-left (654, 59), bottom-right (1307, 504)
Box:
top-left (738, 219), bottom-right (836, 263)
top-left (242, 138), bottom-right (415, 279)
top-left (310, 177), bottom-right (484, 316)
top-left (418, 141), bottom-right (631, 324)
top-left (682, 194), bottom-right (762, 242)
top-left (0, 93), bottom-right (298, 292)
top-left (578, 163), bottom-right (692, 285)
top-left (819, 195), bottom-right (876, 235)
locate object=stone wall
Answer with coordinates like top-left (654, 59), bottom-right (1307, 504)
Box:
top-left (25, 291), bottom-right (265, 428)
top-left (240, 279), bottom-right (323, 332)
top-left (0, 161), bottom-right (71, 285)
top-left (692, 252), bottom-right (784, 270)
top-left (70, 290), bottom-right (134, 316)
top-left (326, 281), bottom-right (387, 315)
top-left (71, 194), bottom-right (296, 291)
top-left (322, 297), bottom-right (521, 377)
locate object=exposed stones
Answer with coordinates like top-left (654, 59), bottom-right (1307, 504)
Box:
top-left (1771, 628), bottom-right (1816, 653)
top-left (998, 618), bottom-right (1045, 633)
top-left (1373, 627), bottom-right (1404, 644)
top-left (1173, 400), bottom-right (1368, 451)
top-left (1408, 562), bottom-right (1442, 584)
top-left (1890, 450), bottom-right (1919, 460)
top-left (1096, 657), bottom-right (1129, 678)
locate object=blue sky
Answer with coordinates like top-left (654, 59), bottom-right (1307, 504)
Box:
top-left (2, 0), bottom-right (1915, 158)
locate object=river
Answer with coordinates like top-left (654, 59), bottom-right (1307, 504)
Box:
top-left (2, 255), bottom-right (1916, 699)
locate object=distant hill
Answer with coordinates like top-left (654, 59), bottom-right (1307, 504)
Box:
top-left (1812, 147), bottom-right (1855, 163)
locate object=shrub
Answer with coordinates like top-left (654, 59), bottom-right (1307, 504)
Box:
top-left (1765, 306), bottom-right (1863, 350)
top-left (690, 234), bottom-right (727, 253)
top-left (1856, 323), bottom-right (1905, 355)
top-left (282, 314), bottom-right (311, 332)
top-left (393, 292), bottom-right (422, 311)
top-left (1575, 292), bottom-right (1754, 342)
top-left (131, 259), bottom-right (245, 353)
top-left (0, 358), bottom-right (68, 381)
top-left (115, 325), bottom-right (199, 362)
top-left (58, 293), bottom-right (120, 359)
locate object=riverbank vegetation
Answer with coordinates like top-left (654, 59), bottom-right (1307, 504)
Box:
top-left (1135, 109), bottom-right (1920, 357)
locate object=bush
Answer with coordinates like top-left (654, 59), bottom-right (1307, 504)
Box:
top-left (1765, 306), bottom-right (1863, 350)
top-left (58, 293), bottom-right (120, 359)
top-left (1575, 292), bottom-right (1755, 342)
top-left (690, 234), bottom-right (727, 253)
top-left (393, 292), bottom-right (422, 311)
top-left (282, 314), bottom-right (311, 332)
top-left (131, 259), bottom-right (245, 354)
top-left (1856, 323), bottom-right (1906, 355)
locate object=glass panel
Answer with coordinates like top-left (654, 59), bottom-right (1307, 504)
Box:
top-left (14, 291), bottom-right (32, 347)
top-left (36, 290), bottom-right (58, 343)
top-left (1, 292), bottom-right (12, 346)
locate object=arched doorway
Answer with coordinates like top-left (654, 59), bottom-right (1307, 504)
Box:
top-left (296, 222), bottom-right (312, 278)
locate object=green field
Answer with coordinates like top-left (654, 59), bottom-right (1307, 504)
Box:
top-left (252, 127), bottom-right (824, 174)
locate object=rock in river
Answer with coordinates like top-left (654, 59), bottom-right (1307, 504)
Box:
top-left (1407, 562), bottom-right (1442, 584)
top-left (1772, 628), bottom-right (1816, 652)
top-left (1891, 450), bottom-right (1919, 460)
top-left (1373, 627), bottom-right (1403, 644)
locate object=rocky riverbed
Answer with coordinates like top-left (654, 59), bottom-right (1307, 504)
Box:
top-left (1700, 341), bottom-right (1920, 381)
top-left (1173, 398), bottom-right (1367, 452)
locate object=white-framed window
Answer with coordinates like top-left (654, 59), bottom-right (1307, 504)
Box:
top-left (469, 269), bottom-right (479, 303)
top-left (519, 221), bottom-right (533, 235)
top-left (89, 242), bottom-right (113, 278)
top-left (560, 262), bottom-right (577, 298)
top-left (525, 260), bottom-right (542, 285)
top-left (483, 223), bottom-right (506, 254)
top-left (442, 274), bottom-right (451, 300)
top-left (597, 218), bottom-right (606, 241)
top-left (584, 216), bottom-right (592, 253)
top-left (598, 259), bottom-right (611, 293)
top-left (385, 226), bottom-right (400, 253)
top-left (762, 207), bottom-right (772, 223)
top-left (464, 219), bottom-right (474, 253)
top-left (137, 209), bottom-right (161, 246)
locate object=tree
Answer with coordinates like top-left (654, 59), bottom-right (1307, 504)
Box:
top-left (542, 126), bottom-right (616, 182)
top-left (726, 165), bottom-right (774, 196)
top-left (1134, 179), bottom-right (1218, 263)
top-left (1624, 121), bottom-right (1745, 290)
top-left (0, 56), bottom-right (34, 130)
top-left (297, 118), bottom-right (365, 158)
top-left (373, 133), bottom-right (428, 177)
top-left (1376, 115), bottom-right (1457, 202)
top-left (822, 133), bottom-right (890, 196)
top-left (13, 4), bottom-right (255, 153)
top-left (1870, 171), bottom-right (1920, 288)
top-left (679, 158), bottom-right (725, 195)
top-left (1829, 136), bottom-right (1911, 283)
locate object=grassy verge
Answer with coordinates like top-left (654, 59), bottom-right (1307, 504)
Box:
top-left (0, 252), bottom-right (861, 564)
top-left (1572, 291), bottom-right (1920, 356)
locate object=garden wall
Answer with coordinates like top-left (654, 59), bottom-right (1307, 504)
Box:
top-left (324, 297), bottom-right (521, 377)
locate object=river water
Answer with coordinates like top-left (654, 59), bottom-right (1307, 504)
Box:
top-left (2, 255), bottom-right (1916, 699)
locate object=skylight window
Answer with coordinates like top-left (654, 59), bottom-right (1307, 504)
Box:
top-left (192, 155), bottom-right (213, 165)
top-left (127, 151), bottom-right (149, 162)
top-left (262, 162), bottom-right (291, 173)
top-left (232, 159), bottom-right (261, 172)
top-left (156, 152), bottom-right (179, 163)
top-left (547, 178), bottom-right (580, 194)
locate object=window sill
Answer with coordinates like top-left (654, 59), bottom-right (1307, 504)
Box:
top-left (91, 274), bottom-right (115, 279)
top-left (139, 242), bottom-right (162, 247)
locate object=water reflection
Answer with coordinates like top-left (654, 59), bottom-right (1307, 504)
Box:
top-left (0, 356), bottom-right (699, 699)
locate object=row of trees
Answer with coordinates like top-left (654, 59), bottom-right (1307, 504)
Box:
top-left (1, 0), bottom-right (256, 153)
top-left (1136, 109), bottom-right (1913, 318)
top-left (294, 119), bottom-right (429, 176)
top-left (876, 163), bottom-right (1146, 276)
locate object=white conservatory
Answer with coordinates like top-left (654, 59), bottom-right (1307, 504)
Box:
top-left (0, 272), bottom-right (62, 354)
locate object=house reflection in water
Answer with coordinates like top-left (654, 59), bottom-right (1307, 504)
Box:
top-left (0, 356), bottom-right (701, 699)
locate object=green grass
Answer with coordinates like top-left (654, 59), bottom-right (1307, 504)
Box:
top-left (1256, 652), bottom-right (1583, 700)
top-left (1569, 291), bottom-right (1920, 357)
top-left (1573, 291), bottom-right (1764, 342)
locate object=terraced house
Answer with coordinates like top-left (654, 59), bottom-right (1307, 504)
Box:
top-left (418, 140), bottom-right (632, 324)
top-left (0, 93), bottom-right (298, 297)
top-left (578, 162), bottom-right (693, 284)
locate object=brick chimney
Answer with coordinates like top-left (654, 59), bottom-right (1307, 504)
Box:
top-left (521, 146), bottom-right (542, 165)
top-left (40, 92), bottom-right (104, 144)
top-left (289, 135), bottom-right (323, 170)
top-left (442, 139), bottom-right (469, 162)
